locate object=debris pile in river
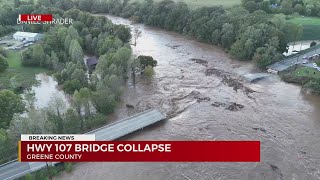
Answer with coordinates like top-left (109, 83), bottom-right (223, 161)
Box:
top-left (165, 43), bottom-right (181, 49)
top-left (191, 58), bottom-right (208, 66)
top-left (126, 104), bottom-right (135, 109)
top-left (166, 91), bottom-right (211, 118)
top-left (205, 68), bottom-right (227, 76)
top-left (252, 127), bottom-right (266, 133)
top-left (211, 101), bottom-right (244, 111)
top-left (205, 67), bottom-right (256, 97)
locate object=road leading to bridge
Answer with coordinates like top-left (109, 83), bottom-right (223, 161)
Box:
top-left (267, 47), bottom-right (320, 72)
top-left (0, 109), bottom-right (166, 180)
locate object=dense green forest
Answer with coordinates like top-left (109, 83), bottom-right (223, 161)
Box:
top-left (72, 0), bottom-right (302, 68)
top-left (241, 0), bottom-right (320, 17)
top-left (0, 2), bottom-right (133, 163)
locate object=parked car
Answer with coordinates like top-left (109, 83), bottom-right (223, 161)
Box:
top-left (313, 63), bottom-right (318, 68)
top-left (302, 61), bottom-right (308, 64)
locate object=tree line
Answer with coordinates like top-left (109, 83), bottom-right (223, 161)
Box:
top-left (71, 0), bottom-right (303, 68)
top-left (242, 0), bottom-right (320, 17)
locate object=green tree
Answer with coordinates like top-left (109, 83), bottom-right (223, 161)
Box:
top-left (244, 1), bottom-right (257, 13)
top-left (64, 109), bottom-right (81, 133)
top-left (67, 26), bottom-right (80, 39)
top-left (144, 65), bottom-right (154, 79)
top-left (286, 23), bottom-right (303, 50)
top-left (253, 45), bottom-right (282, 68)
top-left (73, 88), bottom-right (92, 129)
top-left (32, 44), bottom-right (45, 66)
top-left (64, 35), bottom-right (72, 52)
top-left (0, 47), bottom-right (7, 57)
top-left (0, 54), bottom-right (9, 73)
top-left (294, 4), bottom-right (304, 14)
top-left (136, 55), bottom-right (157, 70)
top-left (221, 23), bottom-right (235, 49)
top-left (0, 90), bottom-right (26, 129)
top-left (71, 68), bottom-right (87, 85)
top-left (281, 0), bottom-right (294, 15)
top-left (63, 79), bottom-right (82, 94)
top-left (46, 96), bottom-right (66, 134)
top-left (92, 83), bottom-right (116, 115)
top-left (69, 40), bottom-right (84, 63)
top-left (115, 25), bottom-right (131, 43)
top-left (24, 89), bottom-right (36, 110)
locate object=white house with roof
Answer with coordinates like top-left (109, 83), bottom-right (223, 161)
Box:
top-left (13, 31), bottom-right (43, 42)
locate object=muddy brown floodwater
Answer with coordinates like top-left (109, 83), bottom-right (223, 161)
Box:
top-left (56, 15), bottom-right (320, 180)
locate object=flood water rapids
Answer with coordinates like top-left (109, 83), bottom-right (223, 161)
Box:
top-left (56, 15), bottom-right (320, 180)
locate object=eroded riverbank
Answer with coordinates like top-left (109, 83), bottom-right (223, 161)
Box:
top-left (56, 15), bottom-right (320, 180)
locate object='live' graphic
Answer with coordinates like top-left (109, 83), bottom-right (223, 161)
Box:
top-left (19, 14), bottom-right (53, 22)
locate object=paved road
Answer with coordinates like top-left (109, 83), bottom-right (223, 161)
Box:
top-left (0, 109), bottom-right (166, 180)
top-left (267, 47), bottom-right (320, 72)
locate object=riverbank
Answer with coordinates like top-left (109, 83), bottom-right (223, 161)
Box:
top-left (0, 50), bottom-right (48, 92)
top-left (282, 66), bottom-right (320, 95)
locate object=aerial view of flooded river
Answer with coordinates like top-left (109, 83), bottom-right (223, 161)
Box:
top-left (57, 15), bottom-right (320, 180)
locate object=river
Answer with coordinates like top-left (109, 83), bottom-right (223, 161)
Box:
top-left (23, 73), bottom-right (69, 109)
top-left (56, 15), bottom-right (320, 180)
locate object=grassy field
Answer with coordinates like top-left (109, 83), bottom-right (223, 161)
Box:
top-left (288, 16), bottom-right (320, 40)
top-left (0, 0), bottom-right (13, 6)
top-left (288, 16), bottom-right (320, 26)
top-left (292, 66), bottom-right (320, 79)
top-left (134, 0), bottom-right (241, 8)
top-left (0, 50), bottom-right (47, 92)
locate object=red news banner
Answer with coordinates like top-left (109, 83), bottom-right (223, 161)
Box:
top-left (19, 141), bottom-right (260, 162)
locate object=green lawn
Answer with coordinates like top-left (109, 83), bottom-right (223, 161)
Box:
top-left (288, 16), bottom-right (320, 40)
top-left (176, 0), bottom-right (240, 8)
top-left (292, 66), bottom-right (320, 79)
top-left (134, 0), bottom-right (241, 8)
top-left (288, 16), bottom-right (320, 26)
top-left (0, 50), bottom-right (47, 92)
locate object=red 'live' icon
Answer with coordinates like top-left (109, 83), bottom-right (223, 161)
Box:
top-left (19, 14), bottom-right (53, 22)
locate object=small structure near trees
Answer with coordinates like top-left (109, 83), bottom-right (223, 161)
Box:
top-left (86, 56), bottom-right (98, 70)
top-left (13, 31), bottom-right (42, 42)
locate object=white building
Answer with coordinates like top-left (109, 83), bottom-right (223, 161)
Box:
top-left (13, 31), bottom-right (42, 42)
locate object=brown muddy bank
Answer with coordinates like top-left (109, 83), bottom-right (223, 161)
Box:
top-left (56, 15), bottom-right (320, 180)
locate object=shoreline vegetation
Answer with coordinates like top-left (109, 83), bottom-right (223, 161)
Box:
top-left (73, 0), bottom-right (320, 69)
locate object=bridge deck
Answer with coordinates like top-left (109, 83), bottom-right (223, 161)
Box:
top-left (242, 73), bottom-right (272, 82)
top-left (0, 109), bottom-right (166, 180)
